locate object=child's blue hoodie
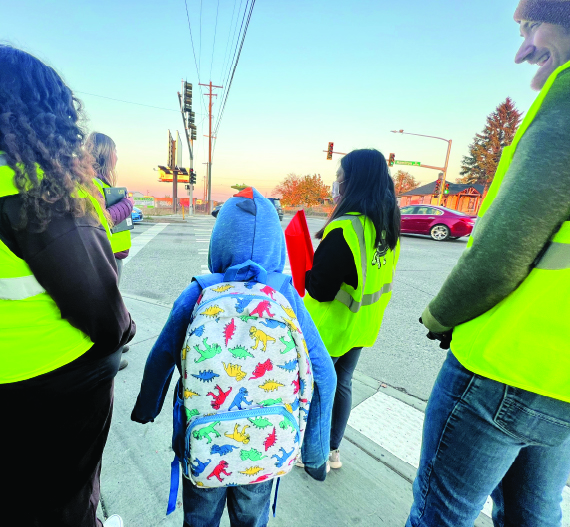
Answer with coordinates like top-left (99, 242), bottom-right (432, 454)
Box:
top-left (131, 188), bottom-right (336, 480)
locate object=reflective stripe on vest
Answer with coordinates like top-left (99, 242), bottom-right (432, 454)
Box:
top-left (535, 241), bottom-right (570, 270)
top-left (333, 215), bottom-right (393, 313)
top-left (336, 282), bottom-right (394, 313)
top-left (304, 213), bottom-right (399, 356)
top-left (451, 61), bottom-right (570, 403)
top-left (0, 274), bottom-right (45, 300)
top-left (0, 156), bottom-right (94, 382)
top-left (92, 177), bottom-right (132, 253)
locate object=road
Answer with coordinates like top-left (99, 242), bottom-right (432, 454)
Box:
top-left (121, 214), bottom-right (468, 401)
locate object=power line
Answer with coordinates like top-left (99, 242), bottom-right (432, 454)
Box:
top-left (75, 90), bottom-right (182, 112)
top-left (212, 0), bottom-right (251, 157)
top-left (219, 0), bottom-right (239, 83)
top-left (198, 0), bottom-right (203, 79)
top-left (209, 0), bottom-right (220, 80)
top-left (219, 0), bottom-right (243, 93)
top-left (183, 0), bottom-right (201, 89)
top-left (213, 0), bottom-right (256, 151)
top-left (220, 0), bottom-right (249, 104)
top-left (183, 0), bottom-right (208, 121)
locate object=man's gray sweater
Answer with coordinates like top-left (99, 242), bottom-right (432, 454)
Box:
top-left (423, 68), bottom-right (570, 333)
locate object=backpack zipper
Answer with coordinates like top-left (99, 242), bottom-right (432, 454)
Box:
top-left (186, 405), bottom-right (300, 445)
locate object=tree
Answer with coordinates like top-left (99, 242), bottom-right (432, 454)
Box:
top-left (274, 173), bottom-right (330, 207)
top-left (300, 174), bottom-right (330, 207)
top-left (274, 174), bottom-right (302, 206)
top-left (392, 170), bottom-right (421, 195)
top-left (458, 97), bottom-right (523, 191)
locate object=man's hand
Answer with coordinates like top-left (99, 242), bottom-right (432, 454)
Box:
top-left (419, 317), bottom-right (452, 350)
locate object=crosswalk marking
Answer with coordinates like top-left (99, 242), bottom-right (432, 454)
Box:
top-left (123, 224), bottom-right (169, 266)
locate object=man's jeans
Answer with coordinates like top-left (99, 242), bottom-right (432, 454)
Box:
top-left (183, 476), bottom-right (273, 527)
top-left (407, 351), bottom-right (570, 527)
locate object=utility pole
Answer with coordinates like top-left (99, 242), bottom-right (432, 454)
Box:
top-left (199, 81), bottom-right (223, 214)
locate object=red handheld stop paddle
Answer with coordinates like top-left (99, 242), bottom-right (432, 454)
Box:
top-left (284, 210), bottom-right (314, 297)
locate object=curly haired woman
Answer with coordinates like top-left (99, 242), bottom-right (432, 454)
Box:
top-left (0, 45), bottom-right (135, 527)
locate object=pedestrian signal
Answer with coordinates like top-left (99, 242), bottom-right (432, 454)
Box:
top-left (326, 142), bottom-right (334, 160)
top-left (183, 82), bottom-right (193, 112)
top-left (388, 153), bottom-right (395, 167)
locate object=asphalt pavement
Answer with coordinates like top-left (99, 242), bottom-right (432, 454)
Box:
top-left (102, 214), bottom-right (569, 526)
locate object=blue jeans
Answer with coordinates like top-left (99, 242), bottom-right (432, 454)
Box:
top-left (330, 347), bottom-right (362, 450)
top-left (407, 351), bottom-right (570, 527)
top-left (182, 476), bottom-right (273, 527)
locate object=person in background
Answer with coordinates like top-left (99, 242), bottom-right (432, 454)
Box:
top-left (302, 148), bottom-right (400, 470)
top-left (0, 45), bottom-right (134, 527)
top-left (407, 2), bottom-right (570, 525)
top-left (86, 132), bottom-right (133, 370)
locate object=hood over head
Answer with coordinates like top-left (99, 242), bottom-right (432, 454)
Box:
top-left (208, 187), bottom-right (286, 275)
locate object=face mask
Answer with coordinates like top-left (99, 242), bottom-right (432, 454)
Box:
top-left (332, 181), bottom-right (341, 204)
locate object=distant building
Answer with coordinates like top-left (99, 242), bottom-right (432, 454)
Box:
top-left (399, 181), bottom-right (484, 214)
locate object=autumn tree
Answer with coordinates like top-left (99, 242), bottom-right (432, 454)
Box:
top-left (392, 170), bottom-right (421, 195)
top-left (458, 97), bottom-right (523, 191)
top-left (274, 174), bottom-right (302, 206)
top-left (274, 173), bottom-right (330, 207)
top-left (300, 174), bottom-right (330, 206)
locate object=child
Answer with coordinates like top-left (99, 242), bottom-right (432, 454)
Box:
top-left (131, 188), bottom-right (336, 526)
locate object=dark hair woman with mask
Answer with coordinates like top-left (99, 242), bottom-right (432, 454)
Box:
top-left (0, 46), bottom-right (134, 527)
top-left (302, 148), bottom-right (400, 471)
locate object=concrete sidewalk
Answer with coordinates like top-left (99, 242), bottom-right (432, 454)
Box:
top-left (98, 295), bottom-right (537, 526)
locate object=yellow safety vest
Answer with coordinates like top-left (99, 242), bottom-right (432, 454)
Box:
top-left (304, 213), bottom-right (400, 357)
top-left (92, 178), bottom-right (132, 254)
top-left (0, 155), bottom-right (109, 383)
top-left (451, 62), bottom-right (570, 403)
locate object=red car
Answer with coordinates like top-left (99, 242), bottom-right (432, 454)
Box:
top-left (400, 205), bottom-right (476, 241)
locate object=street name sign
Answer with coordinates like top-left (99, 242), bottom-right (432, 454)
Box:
top-left (395, 160), bottom-right (421, 166)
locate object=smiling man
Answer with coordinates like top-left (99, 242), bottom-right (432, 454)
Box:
top-left (406, 1), bottom-right (570, 526)
top-left (516, 0), bottom-right (570, 88)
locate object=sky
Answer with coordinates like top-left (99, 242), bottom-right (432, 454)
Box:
top-left (3, 0), bottom-right (539, 202)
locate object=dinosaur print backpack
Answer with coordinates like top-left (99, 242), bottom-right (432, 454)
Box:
top-left (179, 274), bottom-right (313, 489)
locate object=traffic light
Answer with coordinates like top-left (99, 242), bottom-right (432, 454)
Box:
top-left (433, 179), bottom-right (441, 197)
top-left (326, 142), bottom-right (334, 160)
top-left (388, 153), bottom-right (395, 167)
top-left (187, 111), bottom-right (195, 129)
top-left (444, 182), bottom-right (450, 194)
top-left (189, 169), bottom-right (196, 185)
top-left (183, 81), bottom-right (193, 112)
top-left (191, 129), bottom-right (197, 141)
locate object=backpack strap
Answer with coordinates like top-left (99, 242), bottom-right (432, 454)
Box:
top-left (192, 264), bottom-right (291, 295)
top-left (223, 260), bottom-right (267, 283)
top-left (166, 454), bottom-right (180, 515)
top-left (192, 273), bottom-right (225, 290)
top-left (167, 388), bottom-right (185, 515)
top-left (265, 272), bottom-right (292, 295)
